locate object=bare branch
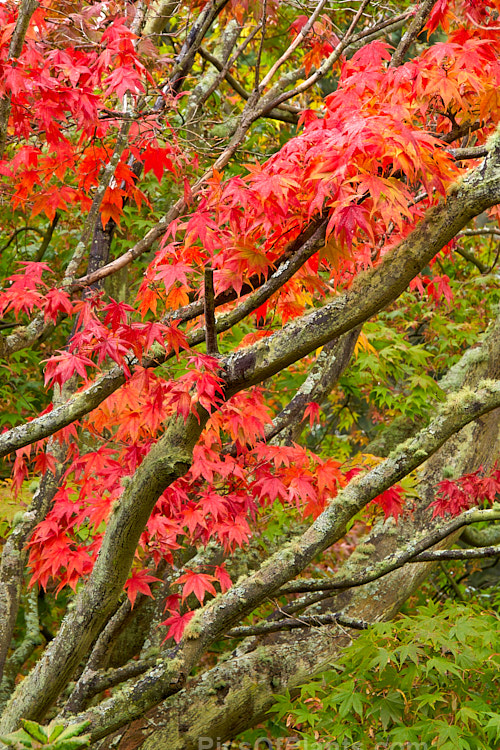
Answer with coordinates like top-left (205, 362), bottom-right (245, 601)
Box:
top-left (34, 213), bottom-right (60, 263)
top-left (0, 0), bottom-right (39, 157)
top-left (259, 0), bottom-right (328, 89)
top-left (63, 124), bottom-right (133, 285)
top-left (227, 611), bottom-right (368, 637)
top-left (390, 0), bottom-right (435, 68)
top-left (461, 524), bottom-right (500, 546)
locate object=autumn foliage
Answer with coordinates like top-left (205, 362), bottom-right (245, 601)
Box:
top-left (1, 0), bottom-right (500, 622)
top-left (0, 0), bottom-right (499, 743)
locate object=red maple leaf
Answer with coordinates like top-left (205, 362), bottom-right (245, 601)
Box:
top-left (214, 564), bottom-right (232, 593)
top-left (43, 350), bottom-right (97, 388)
top-left (303, 401), bottom-right (320, 428)
top-left (175, 569), bottom-right (217, 604)
top-left (372, 485), bottom-right (405, 521)
top-left (124, 570), bottom-right (161, 608)
top-left (160, 610), bottom-right (195, 643)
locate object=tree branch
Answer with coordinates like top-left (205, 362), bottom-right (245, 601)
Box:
top-left (390, 0), bottom-right (435, 68)
top-left (0, 226), bottom-right (45, 255)
top-left (415, 544), bottom-right (500, 561)
top-left (0, 471), bottom-right (60, 683)
top-left (58, 378), bottom-right (500, 742)
top-left (461, 524), bottom-right (500, 546)
top-left (259, 0), bottom-right (371, 114)
top-left (259, 0), bottom-right (327, 89)
top-left (227, 611), bottom-right (368, 637)
top-left (0, 0), bottom-right (39, 157)
top-left (0, 587), bottom-right (42, 712)
top-left (450, 145), bottom-right (489, 160)
top-left (277, 506), bottom-right (500, 595)
top-left (4, 144), bottom-right (500, 456)
top-left (266, 329), bottom-right (361, 445)
top-left (455, 246), bottom-right (489, 273)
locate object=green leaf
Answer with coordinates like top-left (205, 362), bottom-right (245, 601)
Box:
top-left (47, 722), bottom-right (90, 743)
top-left (484, 713), bottom-right (500, 743)
top-left (21, 720), bottom-right (48, 744)
top-left (0, 728), bottom-right (36, 748)
top-left (415, 691), bottom-right (446, 710)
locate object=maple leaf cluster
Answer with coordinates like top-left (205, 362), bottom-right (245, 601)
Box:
top-left (430, 465), bottom-right (500, 517)
top-left (1, 0), bottom-right (499, 649)
top-left (0, 2), bottom-right (185, 225)
top-left (138, 31), bottom-right (500, 325)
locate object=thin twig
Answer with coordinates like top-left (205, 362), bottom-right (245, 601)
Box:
top-left (261, 0), bottom-right (371, 113)
top-left (0, 226), bottom-right (45, 254)
top-left (226, 611), bottom-right (369, 637)
top-left (459, 227), bottom-right (500, 237)
top-left (438, 561), bottom-right (465, 601)
top-left (347, 8), bottom-right (412, 45)
top-left (198, 47), bottom-right (298, 122)
top-left (254, 0), bottom-right (268, 89)
top-left (484, 243), bottom-right (500, 274)
top-left (34, 212), bottom-right (60, 262)
top-left (259, 0), bottom-right (328, 89)
top-left (455, 246), bottom-right (488, 273)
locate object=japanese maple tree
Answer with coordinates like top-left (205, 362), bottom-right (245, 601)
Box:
top-left (0, 0), bottom-right (499, 747)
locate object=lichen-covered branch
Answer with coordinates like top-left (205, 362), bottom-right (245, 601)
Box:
top-left (0, 587), bottom-right (42, 712)
top-left (4, 145), bottom-right (500, 458)
top-left (227, 612), bottom-right (368, 638)
top-left (414, 543), bottom-right (500, 561)
top-left (266, 328), bottom-right (361, 445)
top-left (277, 505), bottom-right (500, 595)
top-left (461, 524), bottom-right (500, 546)
top-left (0, 471), bottom-right (60, 683)
top-left (45, 377), bottom-right (500, 743)
top-left (0, 411), bottom-right (207, 730)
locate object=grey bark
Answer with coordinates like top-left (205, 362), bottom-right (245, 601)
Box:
top-left (4, 139), bottom-right (500, 456)
top-left (91, 316), bottom-right (500, 750)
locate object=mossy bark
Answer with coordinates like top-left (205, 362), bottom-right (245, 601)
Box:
top-left (0, 412), bottom-right (207, 731)
top-left (91, 318), bottom-right (500, 750)
top-left (2, 139), bottom-right (500, 747)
